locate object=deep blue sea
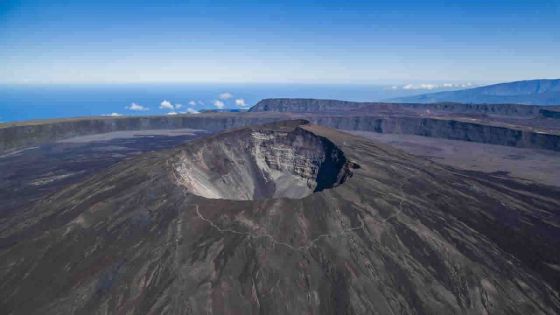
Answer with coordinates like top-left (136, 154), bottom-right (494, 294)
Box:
top-left (0, 83), bottom-right (432, 123)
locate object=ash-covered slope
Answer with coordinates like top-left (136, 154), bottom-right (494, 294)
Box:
top-left (1, 121), bottom-right (560, 314)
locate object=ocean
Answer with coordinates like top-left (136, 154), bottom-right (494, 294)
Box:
top-left (0, 83), bottom-right (430, 123)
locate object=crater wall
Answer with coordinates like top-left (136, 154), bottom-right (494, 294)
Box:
top-left (173, 123), bottom-right (352, 200)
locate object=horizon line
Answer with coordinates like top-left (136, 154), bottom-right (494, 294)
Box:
top-left (1, 78), bottom-right (559, 87)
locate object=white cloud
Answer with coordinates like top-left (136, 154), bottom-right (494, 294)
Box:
top-left (167, 111), bottom-right (178, 115)
top-left (219, 92), bottom-right (233, 100)
top-left (402, 83), bottom-right (437, 90)
top-left (184, 108), bottom-right (200, 114)
top-left (235, 98), bottom-right (247, 107)
top-left (103, 112), bottom-right (122, 117)
top-left (399, 82), bottom-right (477, 90)
top-left (160, 100), bottom-right (174, 110)
top-left (198, 100), bottom-right (205, 106)
top-left (126, 102), bottom-right (148, 111)
top-left (420, 84), bottom-right (437, 89)
top-left (213, 100), bottom-right (225, 109)
top-left (188, 100), bottom-right (197, 106)
top-left (442, 82), bottom-right (474, 88)
top-left (175, 103), bottom-right (183, 109)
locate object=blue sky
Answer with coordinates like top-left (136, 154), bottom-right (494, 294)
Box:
top-left (1, 0), bottom-right (559, 84)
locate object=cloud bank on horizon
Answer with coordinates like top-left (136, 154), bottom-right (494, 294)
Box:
top-left (144, 92), bottom-right (240, 114)
top-left (392, 82), bottom-right (476, 90)
top-left (100, 91), bottom-right (243, 117)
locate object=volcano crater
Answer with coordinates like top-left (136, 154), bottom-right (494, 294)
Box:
top-left (173, 122), bottom-right (355, 200)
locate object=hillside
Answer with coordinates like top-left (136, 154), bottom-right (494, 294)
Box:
top-left (391, 79), bottom-right (560, 105)
top-left (1, 121), bottom-right (559, 314)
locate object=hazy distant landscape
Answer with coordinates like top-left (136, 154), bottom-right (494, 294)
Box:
top-left (392, 79), bottom-right (560, 105)
top-left (2, 79), bottom-right (559, 124)
top-left (0, 82), bottom-right (477, 123)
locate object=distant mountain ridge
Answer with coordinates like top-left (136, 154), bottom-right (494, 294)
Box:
top-left (391, 79), bottom-right (560, 105)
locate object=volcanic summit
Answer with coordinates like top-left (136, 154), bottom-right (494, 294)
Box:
top-left (173, 120), bottom-right (354, 200)
top-left (1, 120), bottom-right (559, 314)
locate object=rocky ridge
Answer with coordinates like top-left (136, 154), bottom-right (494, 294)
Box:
top-left (2, 99), bottom-right (560, 153)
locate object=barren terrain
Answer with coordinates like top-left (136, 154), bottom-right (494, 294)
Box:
top-left (1, 121), bottom-right (559, 314)
top-left (349, 131), bottom-right (560, 187)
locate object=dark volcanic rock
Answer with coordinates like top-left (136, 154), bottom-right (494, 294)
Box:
top-left (541, 108), bottom-right (560, 119)
top-left (249, 98), bottom-right (560, 117)
top-left (1, 121), bottom-right (559, 314)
